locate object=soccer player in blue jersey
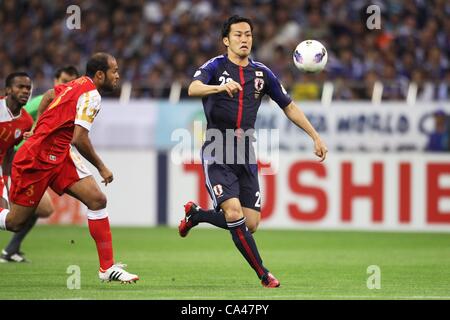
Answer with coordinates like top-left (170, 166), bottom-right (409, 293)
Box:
top-left (179, 15), bottom-right (328, 288)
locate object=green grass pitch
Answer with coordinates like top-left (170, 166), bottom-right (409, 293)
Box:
top-left (0, 225), bottom-right (449, 300)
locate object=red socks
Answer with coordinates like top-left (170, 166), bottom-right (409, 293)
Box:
top-left (88, 217), bottom-right (114, 271)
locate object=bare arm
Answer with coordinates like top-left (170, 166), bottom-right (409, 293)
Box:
top-left (71, 125), bottom-right (113, 186)
top-left (37, 89), bottom-right (55, 119)
top-left (188, 80), bottom-right (242, 98)
top-left (283, 102), bottom-right (328, 161)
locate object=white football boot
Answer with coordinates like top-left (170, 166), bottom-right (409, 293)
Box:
top-left (98, 263), bottom-right (139, 283)
top-left (0, 250), bottom-right (29, 263)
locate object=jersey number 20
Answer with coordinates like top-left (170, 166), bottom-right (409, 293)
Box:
top-left (219, 76), bottom-right (233, 86)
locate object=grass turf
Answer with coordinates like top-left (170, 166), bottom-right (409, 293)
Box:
top-left (0, 225), bottom-right (449, 300)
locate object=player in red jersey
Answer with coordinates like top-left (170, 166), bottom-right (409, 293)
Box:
top-left (0, 72), bottom-right (55, 263)
top-left (0, 53), bottom-right (139, 283)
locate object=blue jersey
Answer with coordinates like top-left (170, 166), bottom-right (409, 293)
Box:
top-left (193, 54), bottom-right (292, 132)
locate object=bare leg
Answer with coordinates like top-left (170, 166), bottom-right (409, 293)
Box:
top-left (3, 191), bottom-right (54, 255)
top-left (242, 207), bottom-right (260, 234)
top-left (35, 191), bottom-right (54, 218)
top-left (65, 176), bottom-right (106, 210)
top-left (65, 176), bottom-right (113, 270)
top-left (3, 203), bottom-right (37, 232)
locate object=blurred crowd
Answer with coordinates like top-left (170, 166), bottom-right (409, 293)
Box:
top-left (0, 0), bottom-right (449, 100)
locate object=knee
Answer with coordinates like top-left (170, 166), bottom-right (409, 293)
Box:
top-left (87, 192), bottom-right (107, 210)
top-left (246, 220), bottom-right (259, 234)
top-left (36, 205), bottom-right (54, 218)
top-left (6, 216), bottom-right (27, 232)
top-left (223, 207), bottom-right (243, 222)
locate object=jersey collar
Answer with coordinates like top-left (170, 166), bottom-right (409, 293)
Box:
top-left (225, 54), bottom-right (250, 68)
top-left (0, 97), bottom-right (23, 121)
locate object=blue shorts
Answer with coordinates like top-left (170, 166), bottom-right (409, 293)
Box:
top-left (202, 159), bottom-right (261, 212)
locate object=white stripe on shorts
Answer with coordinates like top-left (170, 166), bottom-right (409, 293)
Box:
top-left (203, 159), bottom-right (218, 208)
top-left (69, 145), bottom-right (92, 179)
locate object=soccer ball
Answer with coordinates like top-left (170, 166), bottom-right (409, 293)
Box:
top-left (293, 40), bottom-right (328, 73)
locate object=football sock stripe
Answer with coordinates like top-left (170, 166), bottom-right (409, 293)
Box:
top-left (228, 217), bottom-right (268, 279)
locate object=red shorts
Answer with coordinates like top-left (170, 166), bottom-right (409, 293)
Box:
top-left (9, 147), bottom-right (91, 207)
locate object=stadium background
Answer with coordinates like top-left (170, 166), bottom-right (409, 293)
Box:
top-left (0, 0), bottom-right (450, 300)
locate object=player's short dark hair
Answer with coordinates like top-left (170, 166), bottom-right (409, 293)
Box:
top-left (5, 72), bottom-right (30, 88)
top-left (221, 15), bottom-right (253, 38)
top-left (85, 52), bottom-right (113, 78)
top-left (54, 66), bottom-right (79, 79)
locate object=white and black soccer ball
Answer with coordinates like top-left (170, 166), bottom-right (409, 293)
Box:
top-left (293, 40), bottom-right (328, 73)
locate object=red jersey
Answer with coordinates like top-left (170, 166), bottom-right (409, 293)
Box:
top-left (0, 97), bottom-right (33, 166)
top-left (23, 76), bottom-right (101, 166)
